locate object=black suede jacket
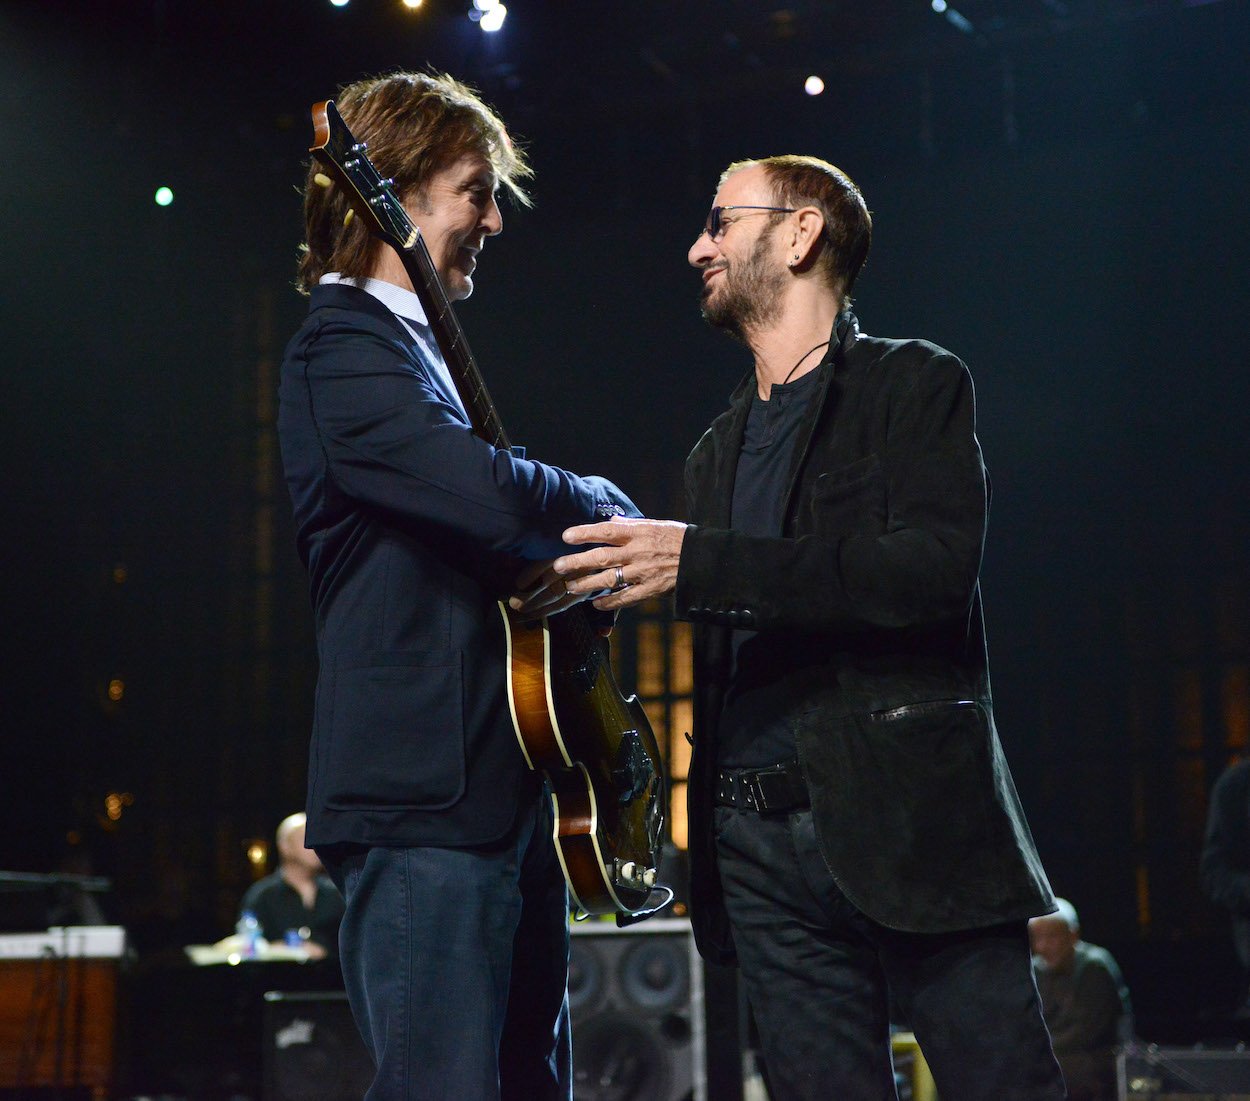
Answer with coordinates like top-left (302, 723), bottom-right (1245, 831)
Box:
top-left (676, 312), bottom-right (1055, 964)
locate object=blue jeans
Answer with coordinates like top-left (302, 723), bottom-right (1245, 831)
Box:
top-left (321, 796), bottom-right (571, 1101)
top-left (714, 805), bottom-right (1065, 1101)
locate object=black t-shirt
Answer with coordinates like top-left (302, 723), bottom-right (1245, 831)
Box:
top-left (238, 871), bottom-right (345, 954)
top-left (717, 367), bottom-right (823, 769)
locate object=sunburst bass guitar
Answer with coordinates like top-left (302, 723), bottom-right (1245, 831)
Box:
top-left (308, 100), bottom-right (666, 919)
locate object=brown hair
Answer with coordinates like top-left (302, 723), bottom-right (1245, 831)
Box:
top-left (297, 70), bottom-right (531, 293)
top-left (723, 155), bottom-right (872, 306)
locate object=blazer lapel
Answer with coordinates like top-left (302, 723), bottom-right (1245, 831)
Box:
top-left (706, 376), bottom-right (753, 528)
top-left (780, 310), bottom-right (859, 526)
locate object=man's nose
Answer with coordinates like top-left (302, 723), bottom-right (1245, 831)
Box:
top-left (482, 196), bottom-right (503, 237)
top-left (688, 231), bottom-right (716, 268)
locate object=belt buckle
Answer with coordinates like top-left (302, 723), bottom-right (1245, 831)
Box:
top-left (744, 772), bottom-right (769, 812)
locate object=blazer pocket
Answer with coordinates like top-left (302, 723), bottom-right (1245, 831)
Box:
top-left (321, 650), bottom-right (467, 812)
top-left (800, 699), bottom-right (998, 886)
top-left (809, 454), bottom-right (886, 534)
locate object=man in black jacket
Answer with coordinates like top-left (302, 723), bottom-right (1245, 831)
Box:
top-left (278, 71), bottom-right (637, 1100)
top-left (535, 156), bottom-right (1064, 1099)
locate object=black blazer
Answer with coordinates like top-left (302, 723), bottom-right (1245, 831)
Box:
top-left (278, 283), bottom-right (636, 850)
top-left (676, 313), bottom-right (1054, 963)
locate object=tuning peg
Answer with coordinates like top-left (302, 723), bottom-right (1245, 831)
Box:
top-left (313, 172), bottom-right (333, 189)
top-left (344, 209), bottom-right (355, 227)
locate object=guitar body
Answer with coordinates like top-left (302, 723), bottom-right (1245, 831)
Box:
top-left (309, 99), bottom-right (665, 917)
top-left (500, 603), bottom-right (664, 915)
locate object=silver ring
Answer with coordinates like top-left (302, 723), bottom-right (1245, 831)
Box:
top-left (612, 565), bottom-right (627, 592)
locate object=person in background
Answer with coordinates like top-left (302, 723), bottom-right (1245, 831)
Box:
top-left (238, 812), bottom-right (343, 959)
top-left (1030, 898), bottom-right (1133, 1101)
top-left (1201, 756), bottom-right (1250, 1016)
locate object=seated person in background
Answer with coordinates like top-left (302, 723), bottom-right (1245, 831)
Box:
top-left (238, 812), bottom-right (343, 959)
top-left (1029, 898), bottom-right (1133, 1101)
top-left (1201, 756), bottom-right (1250, 1015)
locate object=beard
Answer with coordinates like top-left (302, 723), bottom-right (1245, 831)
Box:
top-left (699, 227), bottom-right (787, 339)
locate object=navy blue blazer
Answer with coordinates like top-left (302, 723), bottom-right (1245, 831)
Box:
top-left (278, 283), bottom-right (638, 849)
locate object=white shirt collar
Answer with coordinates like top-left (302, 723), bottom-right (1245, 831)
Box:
top-left (319, 273), bottom-right (429, 327)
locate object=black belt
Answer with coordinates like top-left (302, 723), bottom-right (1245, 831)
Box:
top-left (715, 758), bottom-right (809, 813)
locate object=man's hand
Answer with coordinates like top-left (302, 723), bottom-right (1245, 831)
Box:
top-left (507, 556), bottom-right (607, 619)
top-left (553, 518), bottom-right (688, 611)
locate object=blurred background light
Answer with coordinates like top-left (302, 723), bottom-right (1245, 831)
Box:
top-left (480, 4), bottom-right (507, 31)
top-left (804, 75), bottom-right (825, 96)
top-left (154, 187), bottom-right (173, 207)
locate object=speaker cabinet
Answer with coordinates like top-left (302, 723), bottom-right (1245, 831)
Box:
top-left (262, 990), bottom-right (375, 1101)
top-left (1118, 1044), bottom-right (1250, 1099)
top-left (570, 917), bottom-right (704, 1101)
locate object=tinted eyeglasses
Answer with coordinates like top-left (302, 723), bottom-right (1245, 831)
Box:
top-left (703, 204), bottom-right (797, 241)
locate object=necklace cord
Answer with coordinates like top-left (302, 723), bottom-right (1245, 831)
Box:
top-left (780, 339), bottom-right (832, 386)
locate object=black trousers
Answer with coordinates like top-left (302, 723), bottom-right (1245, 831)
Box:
top-left (714, 805), bottom-right (1066, 1101)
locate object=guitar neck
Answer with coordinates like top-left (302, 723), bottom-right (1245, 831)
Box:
top-left (395, 244), bottom-right (511, 451)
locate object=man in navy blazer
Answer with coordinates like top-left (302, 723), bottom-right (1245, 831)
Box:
top-left (277, 71), bottom-right (637, 1101)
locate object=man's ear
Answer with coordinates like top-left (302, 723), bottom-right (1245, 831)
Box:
top-left (790, 206), bottom-right (826, 268)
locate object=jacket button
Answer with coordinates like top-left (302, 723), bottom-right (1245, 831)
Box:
top-left (726, 609), bottom-right (740, 626)
top-left (739, 609), bottom-right (755, 627)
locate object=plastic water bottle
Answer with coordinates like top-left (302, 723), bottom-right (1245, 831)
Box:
top-left (236, 910), bottom-right (262, 958)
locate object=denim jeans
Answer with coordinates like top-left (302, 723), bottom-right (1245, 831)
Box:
top-left (714, 805), bottom-right (1065, 1101)
top-left (321, 795), bottom-right (571, 1101)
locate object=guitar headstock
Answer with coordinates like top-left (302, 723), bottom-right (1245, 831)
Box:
top-left (309, 99), bottom-right (417, 254)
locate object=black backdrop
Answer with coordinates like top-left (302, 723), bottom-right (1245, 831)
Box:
top-left (2, 0), bottom-right (1248, 1042)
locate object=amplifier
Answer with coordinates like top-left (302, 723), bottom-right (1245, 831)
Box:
top-left (1119, 1043), bottom-right (1250, 1099)
top-left (262, 990), bottom-right (374, 1101)
top-left (569, 917), bottom-right (704, 1101)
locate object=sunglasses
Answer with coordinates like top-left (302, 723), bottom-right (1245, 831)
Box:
top-left (703, 204), bottom-right (797, 240)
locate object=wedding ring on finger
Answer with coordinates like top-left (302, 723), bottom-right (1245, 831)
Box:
top-left (612, 565), bottom-right (629, 593)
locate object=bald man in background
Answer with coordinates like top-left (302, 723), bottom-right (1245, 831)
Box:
top-left (238, 812), bottom-right (344, 959)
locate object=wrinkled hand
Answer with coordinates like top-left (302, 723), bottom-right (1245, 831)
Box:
top-left (554, 518), bottom-right (688, 611)
top-left (507, 556), bottom-right (608, 620)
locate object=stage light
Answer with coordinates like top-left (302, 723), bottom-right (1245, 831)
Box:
top-left (108, 678), bottom-right (125, 702)
top-left (401, 0), bottom-right (423, 8)
top-left (473, 0), bottom-right (499, 9)
top-left (931, 0), bottom-right (947, 11)
top-left (154, 186), bottom-right (173, 207)
top-left (480, 4), bottom-right (507, 30)
top-left (329, 0), bottom-right (349, 7)
top-left (804, 75), bottom-right (825, 96)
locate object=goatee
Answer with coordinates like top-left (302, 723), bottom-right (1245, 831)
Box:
top-left (699, 228), bottom-right (786, 339)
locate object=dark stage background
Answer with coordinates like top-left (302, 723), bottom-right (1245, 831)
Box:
top-left (2, 0), bottom-right (1249, 1052)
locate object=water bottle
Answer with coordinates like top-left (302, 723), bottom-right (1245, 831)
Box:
top-left (236, 910), bottom-right (262, 958)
